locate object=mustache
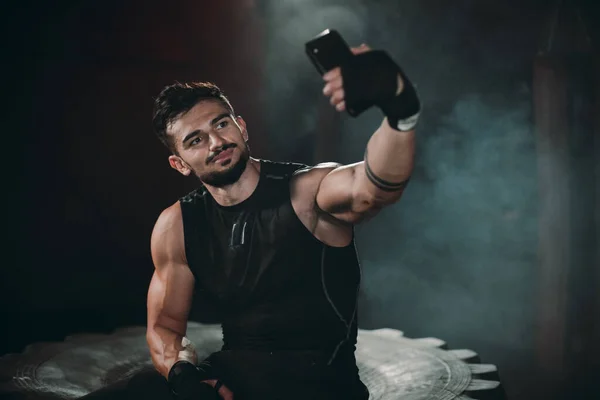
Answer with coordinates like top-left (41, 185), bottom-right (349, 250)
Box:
top-left (206, 143), bottom-right (237, 164)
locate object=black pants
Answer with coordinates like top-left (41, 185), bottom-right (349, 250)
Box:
top-left (79, 367), bottom-right (218, 400)
top-left (79, 351), bottom-right (370, 400)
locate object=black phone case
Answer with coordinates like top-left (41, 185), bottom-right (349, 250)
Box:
top-left (305, 29), bottom-right (361, 116)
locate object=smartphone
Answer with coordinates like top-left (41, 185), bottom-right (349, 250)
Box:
top-left (305, 29), bottom-right (360, 116)
top-left (305, 29), bottom-right (354, 75)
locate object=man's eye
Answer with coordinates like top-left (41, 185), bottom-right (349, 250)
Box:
top-left (191, 137), bottom-right (201, 145)
top-left (217, 120), bottom-right (229, 129)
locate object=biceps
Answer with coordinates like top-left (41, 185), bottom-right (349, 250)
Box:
top-left (316, 163), bottom-right (373, 212)
top-left (147, 266), bottom-right (195, 334)
top-left (316, 163), bottom-right (356, 212)
top-left (317, 163), bottom-right (396, 224)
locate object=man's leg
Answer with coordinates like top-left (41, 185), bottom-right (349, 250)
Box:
top-left (78, 368), bottom-right (172, 400)
top-left (79, 367), bottom-right (220, 400)
top-left (128, 368), bottom-right (176, 399)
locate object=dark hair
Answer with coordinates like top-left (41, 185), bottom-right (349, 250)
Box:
top-left (152, 82), bottom-right (235, 153)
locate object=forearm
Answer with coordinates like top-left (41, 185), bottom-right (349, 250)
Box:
top-left (148, 322), bottom-right (222, 399)
top-left (364, 119), bottom-right (415, 190)
top-left (147, 323), bottom-right (192, 378)
top-left (146, 324), bottom-right (224, 400)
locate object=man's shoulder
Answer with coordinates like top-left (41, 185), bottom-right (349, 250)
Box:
top-left (258, 158), bottom-right (310, 179)
top-left (260, 159), bottom-right (342, 192)
top-left (290, 162), bottom-right (342, 205)
top-left (291, 162), bottom-right (341, 182)
top-left (180, 186), bottom-right (209, 204)
top-left (150, 201), bottom-right (187, 261)
top-left (154, 201), bottom-right (184, 234)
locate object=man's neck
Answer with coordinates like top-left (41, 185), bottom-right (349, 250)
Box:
top-left (204, 158), bottom-right (261, 207)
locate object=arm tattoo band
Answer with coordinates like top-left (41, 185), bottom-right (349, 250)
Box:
top-left (364, 149), bottom-right (410, 192)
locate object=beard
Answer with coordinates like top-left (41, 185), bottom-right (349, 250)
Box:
top-left (197, 143), bottom-right (250, 188)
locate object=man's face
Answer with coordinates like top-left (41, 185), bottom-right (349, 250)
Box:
top-left (167, 100), bottom-right (250, 187)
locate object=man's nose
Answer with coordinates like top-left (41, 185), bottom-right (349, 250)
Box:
top-left (208, 133), bottom-right (226, 152)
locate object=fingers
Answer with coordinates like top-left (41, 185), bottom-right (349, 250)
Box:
top-left (329, 88), bottom-right (345, 106)
top-left (323, 67), bottom-right (344, 111)
top-left (219, 383), bottom-right (234, 400)
top-left (322, 77), bottom-right (343, 96)
top-left (322, 43), bottom-right (369, 112)
top-left (203, 379), bottom-right (234, 399)
top-left (351, 43), bottom-right (371, 55)
top-left (323, 67), bottom-right (341, 82)
top-left (220, 385), bottom-right (234, 400)
top-left (324, 84), bottom-right (344, 111)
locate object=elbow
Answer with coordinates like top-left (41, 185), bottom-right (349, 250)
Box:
top-left (359, 188), bottom-right (402, 210)
top-left (351, 190), bottom-right (386, 216)
top-left (146, 320), bottom-right (160, 343)
top-left (145, 328), bottom-right (160, 359)
top-left (145, 328), bottom-right (170, 377)
top-left (146, 328), bottom-right (155, 347)
top-left (379, 190), bottom-right (404, 206)
top-left (356, 165), bottom-right (408, 209)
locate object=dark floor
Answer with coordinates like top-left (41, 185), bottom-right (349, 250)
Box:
top-left (1, 308), bottom-right (146, 358)
top-left (1, 308), bottom-right (597, 400)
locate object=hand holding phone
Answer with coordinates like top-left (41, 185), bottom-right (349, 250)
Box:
top-left (305, 29), bottom-right (367, 116)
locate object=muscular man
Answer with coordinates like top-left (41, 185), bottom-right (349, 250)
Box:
top-left (147, 43), bottom-right (418, 400)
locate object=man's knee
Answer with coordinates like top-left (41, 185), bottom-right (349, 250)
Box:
top-left (128, 367), bottom-right (173, 398)
top-left (128, 367), bottom-right (220, 400)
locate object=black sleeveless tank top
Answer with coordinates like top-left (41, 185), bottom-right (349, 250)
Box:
top-left (179, 159), bottom-right (365, 396)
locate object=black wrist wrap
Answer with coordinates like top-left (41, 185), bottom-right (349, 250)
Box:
top-left (168, 360), bottom-right (217, 399)
top-left (379, 71), bottom-right (421, 131)
top-left (340, 50), bottom-right (421, 130)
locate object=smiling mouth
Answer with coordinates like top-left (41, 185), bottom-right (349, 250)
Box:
top-left (213, 148), bottom-right (234, 163)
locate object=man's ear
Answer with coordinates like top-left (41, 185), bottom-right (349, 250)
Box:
top-left (236, 115), bottom-right (249, 142)
top-left (168, 155), bottom-right (192, 176)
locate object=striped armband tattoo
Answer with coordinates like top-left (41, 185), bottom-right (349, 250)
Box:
top-left (364, 149), bottom-right (410, 192)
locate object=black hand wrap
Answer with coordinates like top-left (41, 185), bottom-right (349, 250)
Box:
top-left (168, 360), bottom-right (218, 399)
top-left (341, 50), bottom-right (421, 131)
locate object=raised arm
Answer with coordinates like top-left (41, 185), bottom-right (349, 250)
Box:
top-left (146, 202), bottom-right (196, 378)
top-left (315, 44), bottom-right (420, 224)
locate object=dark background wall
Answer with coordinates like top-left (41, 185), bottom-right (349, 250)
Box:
top-left (3, 0), bottom-right (599, 399)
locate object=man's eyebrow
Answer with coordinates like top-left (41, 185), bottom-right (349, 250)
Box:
top-left (182, 129), bottom-right (201, 145)
top-left (181, 113), bottom-right (231, 144)
top-left (210, 112), bottom-right (231, 126)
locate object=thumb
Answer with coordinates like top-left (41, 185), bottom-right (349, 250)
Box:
top-left (351, 43), bottom-right (371, 55)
